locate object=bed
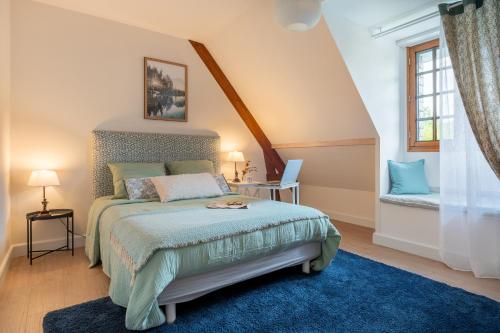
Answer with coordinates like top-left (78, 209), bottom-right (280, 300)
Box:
top-left (85, 130), bottom-right (341, 330)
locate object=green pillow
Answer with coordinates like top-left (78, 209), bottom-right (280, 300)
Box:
top-left (166, 160), bottom-right (215, 175)
top-left (108, 163), bottom-right (166, 199)
top-left (388, 159), bottom-right (430, 194)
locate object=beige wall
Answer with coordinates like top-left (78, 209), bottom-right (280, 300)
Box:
top-left (300, 185), bottom-right (375, 228)
top-left (278, 146), bottom-right (375, 226)
top-left (277, 146), bottom-right (375, 192)
top-left (8, 0), bottom-right (380, 249)
top-left (9, 0), bottom-right (266, 246)
top-left (0, 0), bottom-right (12, 267)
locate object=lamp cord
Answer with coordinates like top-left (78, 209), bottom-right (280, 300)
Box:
top-left (56, 218), bottom-right (86, 238)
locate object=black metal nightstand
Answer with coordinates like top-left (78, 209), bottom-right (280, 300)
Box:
top-left (26, 209), bottom-right (74, 265)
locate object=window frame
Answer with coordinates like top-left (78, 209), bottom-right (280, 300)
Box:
top-left (407, 39), bottom-right (440, 152)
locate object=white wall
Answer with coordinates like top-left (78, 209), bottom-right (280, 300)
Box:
top-left (322, 6), bottom-right (402, 193)
top-left (0, 0), bottom-right (12, 268)
top-left (322, 5), bottom-right (402, 232)
top-left (322, 2), bottom-right (444, 229)
top-left (9, 0), bottom-right (266, 247)
top-left (403, 151), bottom-right (440, 189)
top-left (397, 38), bottom-right (440, 190)
top-left (323, 1), bottom-right (444, 259)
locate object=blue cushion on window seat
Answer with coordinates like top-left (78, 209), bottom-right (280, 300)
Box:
top-left (388, 159), bottom-right (431, 194)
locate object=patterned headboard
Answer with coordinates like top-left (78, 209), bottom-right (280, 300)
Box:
top-left (90, 130), bottom-right (220, 199)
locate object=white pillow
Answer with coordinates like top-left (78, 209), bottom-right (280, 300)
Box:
top-left (150, 173), bottom-right (224, 203)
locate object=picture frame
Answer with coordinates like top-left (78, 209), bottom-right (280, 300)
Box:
top-left (144, 57), bottom-right (188, 122)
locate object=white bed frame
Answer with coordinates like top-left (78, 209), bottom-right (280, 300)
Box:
top-left (158, 242), bottom-right (321, 323)
top-left (90, 130), bottom-right (323, 325)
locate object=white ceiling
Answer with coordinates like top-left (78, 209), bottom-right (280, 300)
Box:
top-left (34, 0), bottom-right (258, 40)
top-left (330, 0), bottom-right (441, 28)
top-left (35, 0), bottom-right (443, 41)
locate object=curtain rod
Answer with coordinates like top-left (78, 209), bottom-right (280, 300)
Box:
top-left (371, 1), bottom-right (463, 39)
top-left (447, 1), bottom-right (464, 9)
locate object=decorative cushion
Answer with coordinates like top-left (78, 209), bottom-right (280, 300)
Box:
top-left (108, 163), bottom-right (166, 199)
top-left (166, 160), bottom-right (215, 175)
top-left (124, 178), bottom-right (159, 200)
top-left (388, 159), bottom-right (430, 195)
top-left (150, 173), bottom-right (223, 203)
top-left (214, 174), bottom-right (231, 193)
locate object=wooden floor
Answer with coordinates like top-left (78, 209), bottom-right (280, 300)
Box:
top-left (0, 221), bottom-right (499, 332)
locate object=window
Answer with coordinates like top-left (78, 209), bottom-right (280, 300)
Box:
top-left (407, 39), bottom-right (440, 152)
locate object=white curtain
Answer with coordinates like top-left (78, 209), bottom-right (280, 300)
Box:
top-left (439, 27), bottom-right (500, 278)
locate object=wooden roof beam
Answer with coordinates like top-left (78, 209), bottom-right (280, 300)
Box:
top-left (189, 40), bottom-right (285, 181)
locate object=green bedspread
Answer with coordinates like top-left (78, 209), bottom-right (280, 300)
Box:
top-left (85, 195), bottom-right (341, 330)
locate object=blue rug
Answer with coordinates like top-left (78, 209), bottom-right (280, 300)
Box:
top-left (43, 250), bottom-right (500, 332)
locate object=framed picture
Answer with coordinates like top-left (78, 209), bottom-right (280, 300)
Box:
top-left (144, 57), bottom-right (188, 122)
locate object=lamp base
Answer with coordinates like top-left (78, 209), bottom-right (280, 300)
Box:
top-left (41, 196), bottom-right (49, 215)
top-left (233, 164), bottom-right (240, 183)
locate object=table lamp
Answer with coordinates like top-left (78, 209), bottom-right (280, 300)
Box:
top-left (227, 151), bottom-right (245, 183)
top-left (28, 170), bottom-right (60, 214)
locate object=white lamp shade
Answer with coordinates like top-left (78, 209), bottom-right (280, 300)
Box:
top-left (274, 0), bottom-right (323, 32)
top-left (227, 151), bottom-right (245, 162)
top-left (28, 170), bottom-right (60, 187)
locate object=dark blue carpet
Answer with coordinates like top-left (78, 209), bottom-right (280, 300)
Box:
top-left (43, 250), bottom-right (500, 333)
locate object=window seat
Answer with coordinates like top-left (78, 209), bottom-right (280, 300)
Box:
top-left (375, 192), bottom-right (441, 261)
top-left (380, 192), bottom-right (440, 210)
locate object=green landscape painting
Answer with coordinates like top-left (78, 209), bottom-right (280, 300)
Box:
top-left (144, 58), bottom-right (187, 122)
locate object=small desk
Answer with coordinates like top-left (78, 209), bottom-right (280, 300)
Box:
top-left (228, 181), bottom-right (300, 205)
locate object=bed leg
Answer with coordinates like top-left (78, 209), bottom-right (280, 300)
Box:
top-left (166, 303), bottom-right (176, 324)
top-left (302, 260), bottom-right (310, 274)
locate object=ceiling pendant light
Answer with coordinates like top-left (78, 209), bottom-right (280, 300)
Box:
top-left (274, 0), bottom-right (324, 32)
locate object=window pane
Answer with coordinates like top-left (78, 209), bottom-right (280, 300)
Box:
top-left (417, 120), bottom-right (434, 141)
top-left (416, 49), bottom-right (433, 73)
top-left (436, 94), bottom-right (441, 117)
top-left (417, 96), bottom-right (433, 118)
top-left (417, 72), bottom-right (433, 96)
top-left (436, 119), bottom-right (440, 140)
top-left (436, 70), bottom-right (441, 93)
top-left (436, 70), bottom-right (455, 93)
top-left (437, 49), bottom-right (451, 69)
top-left (438, 92), bottom-right (455, 117)
top-left (440, 117), bottom-right (454, 140)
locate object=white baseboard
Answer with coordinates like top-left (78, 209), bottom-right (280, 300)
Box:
top-left (0, 245), bottom-right (14, 286)
top-left (373, 232), bottom-right (440, 261)
top-left (0, 236), bottom-right (85, 286)
top-left (324, 209), bottom-right (374, 229)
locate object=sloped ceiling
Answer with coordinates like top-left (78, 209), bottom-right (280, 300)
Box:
top-left (205, 2), bottom-right (377, 144)
top-left (33, 0), bottom-right (378, 192)
top-left (34, 0), bottom-right (255, 41)
top-left (201, 1), bottom-right (378, 192)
